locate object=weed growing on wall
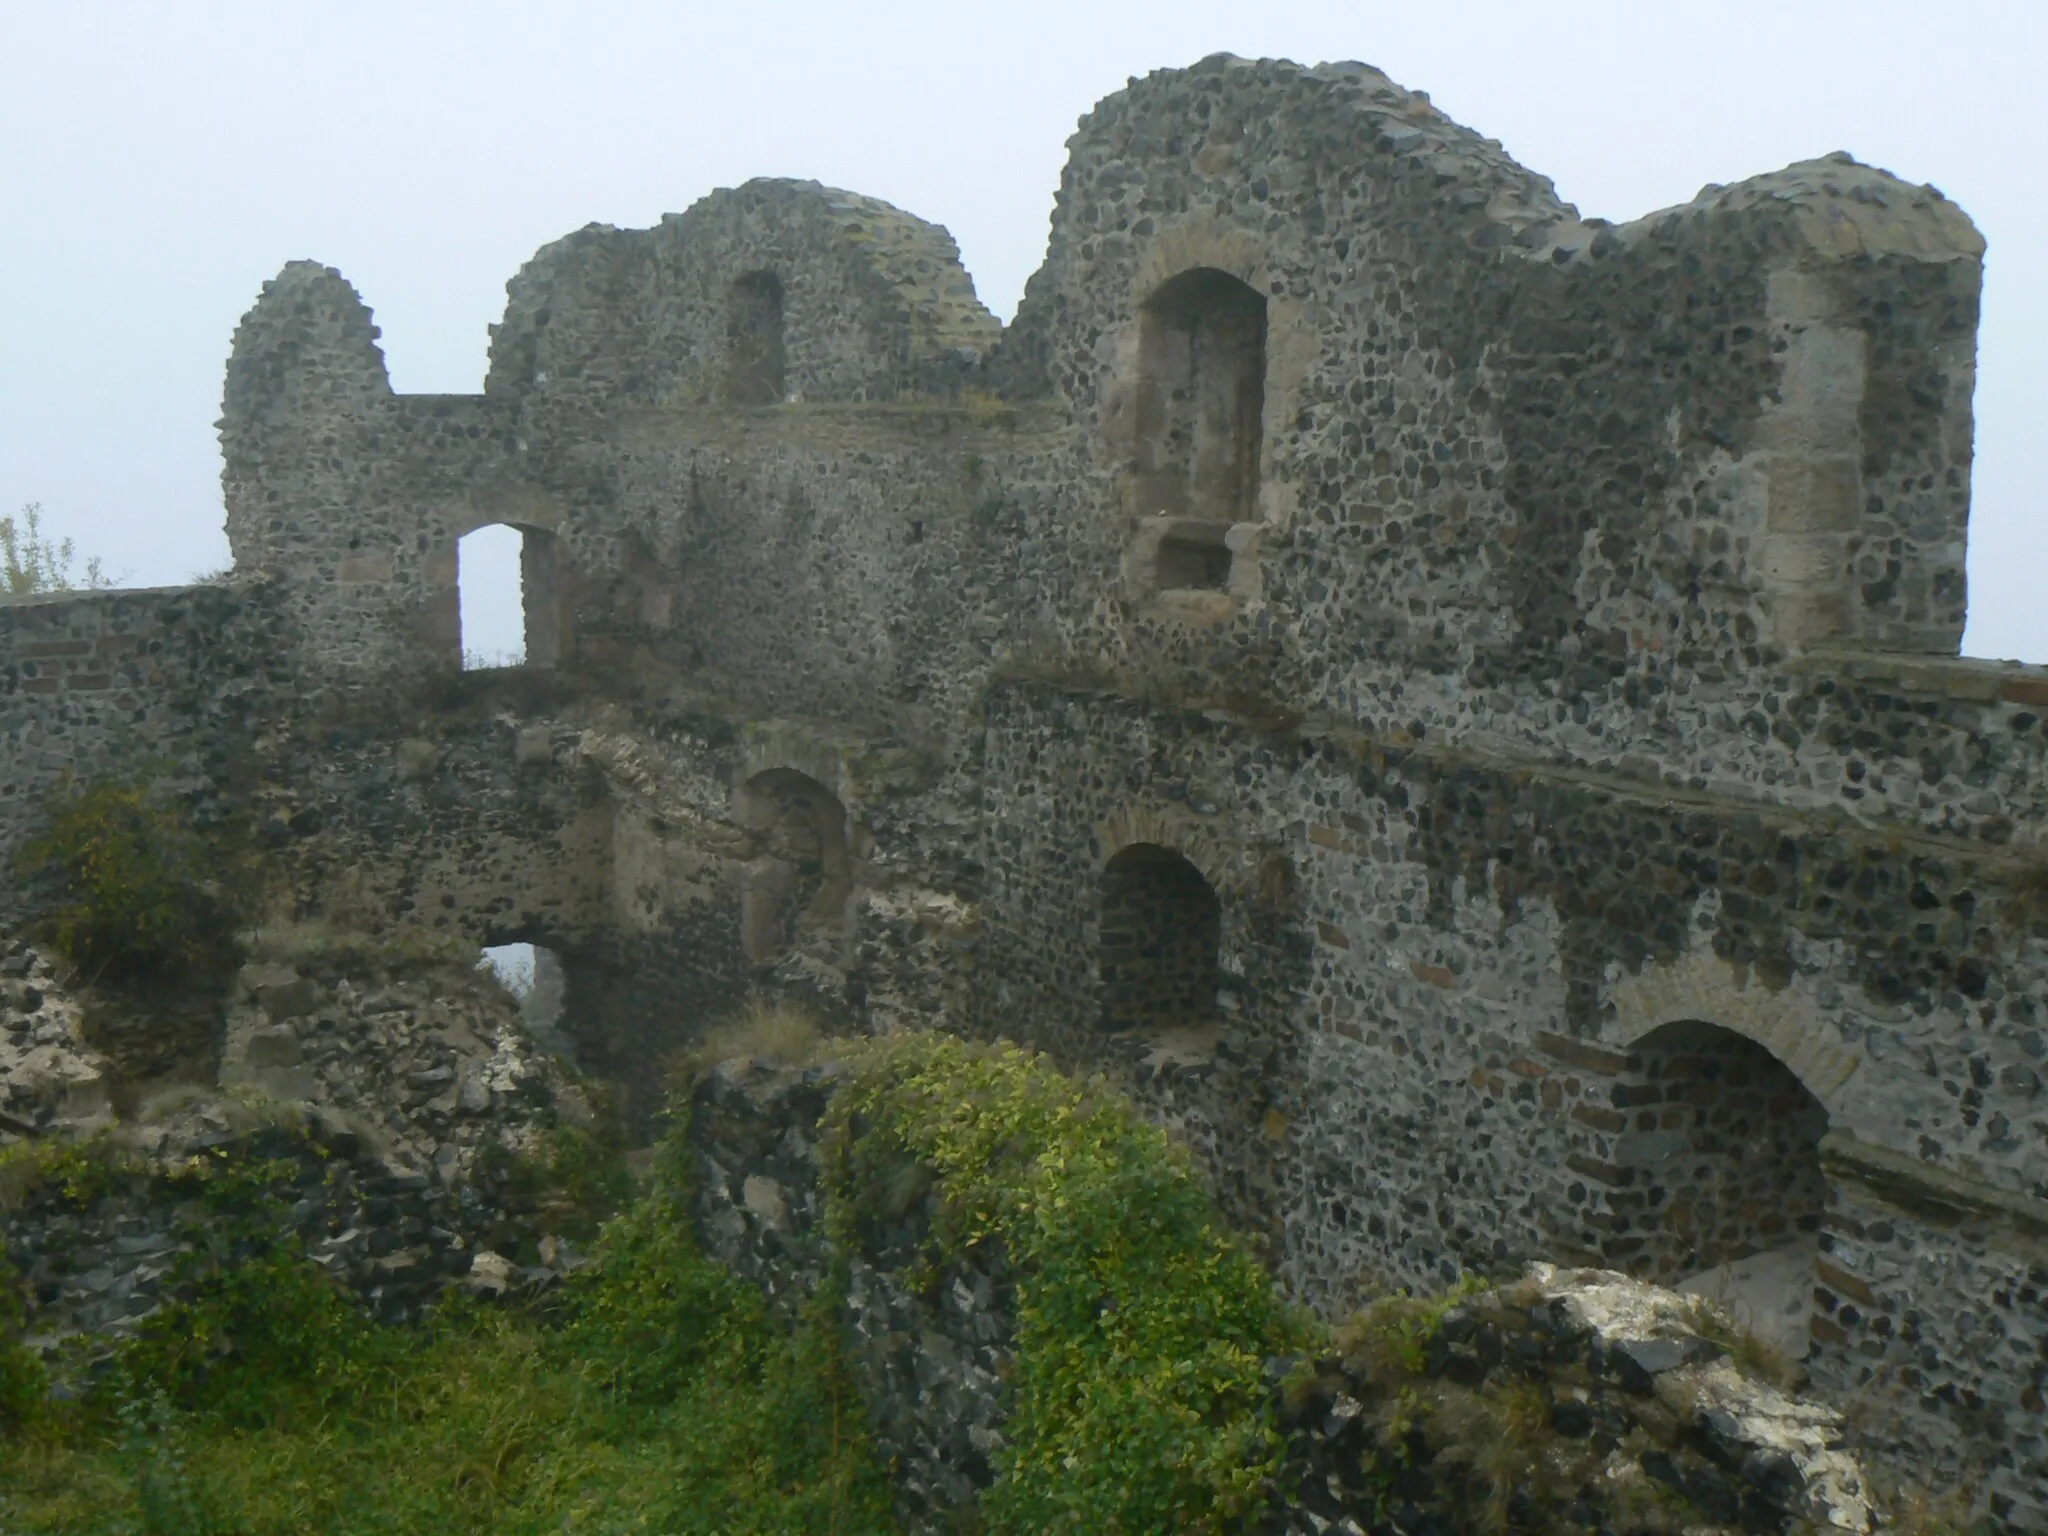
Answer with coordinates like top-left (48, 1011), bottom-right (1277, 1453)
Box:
top-left (822, 1032), bottom-right (1295, 1535)
top-left (0, 503), bottom-right (109, 596)
top-left (0, 1132), bottom-right (136, 1214)
top-left (18, 778), bottom-right (237, 985)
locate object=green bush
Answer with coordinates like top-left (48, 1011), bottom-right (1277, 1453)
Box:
top-left (0, 1131), bottom-right (894, 1535)
top-left (0, 1133), bottom-right (137, 1214)
top-left (107, 1242), bottom-right (384, 1430)
top-left (475, 1123), bottom-right (633, 1244)
top-left (823, 1033), bottom-right (1294, 1535)
top-left (0, 1257), bottom-right (47, 1432)
top-left (18, 779), bottom-right (235, 984)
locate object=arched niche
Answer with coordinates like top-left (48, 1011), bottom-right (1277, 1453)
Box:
top-left (734, 767), bottom-right (852, 965)
top-left (1098, 842), bottom-right (1222, 1033)
top-left (724, 270), bottom-right (787, 405)
top-left (1612, 1019), bottom-right (1831, 1359)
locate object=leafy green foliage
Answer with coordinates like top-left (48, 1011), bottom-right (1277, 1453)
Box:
top-left (107, 1241), bottom-right (381, 1430)
top-left (0, 1255), bottom-right (47, 1431)
top-left (0, 1134), bottom-right (894, 1535)
top-left (1, 503), bottom-right (108, 596)
top-left (474, 1124), bottom-right (633, 1245)
top-left (0, 1132), bottom-right (138, 1214)
top-left (18, 779), bottom-right (236, 985)
top-left (823, 1033), bottom-right (1294, 1535)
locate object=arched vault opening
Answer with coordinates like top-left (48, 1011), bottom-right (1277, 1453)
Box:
top-left (1612, 1020), bottom-right (1831, 1359)
top-left (735, 768), bottom-right (852, 965)
top-left (1098, 842), bottom-right (1221, 1033)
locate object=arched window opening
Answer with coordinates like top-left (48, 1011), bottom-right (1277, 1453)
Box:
top-left (458, 523), bottom-right (560, 670)
top-left (1099, 843), bottom-right (1221, 1033)
top-left (478, 941), bottom-right (575, 1063)
top-left (735, 769), bottom-right (851, 965)
top-left (1132, 268), bottom-right (1267, 584)
top-left (725, 271), bottom-right (787, 406)
top-left (1614, 1021), bottom-right (1830, 1360)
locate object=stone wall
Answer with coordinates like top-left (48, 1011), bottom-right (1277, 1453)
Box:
top-left (2, 935), bottom-right (608, 1378)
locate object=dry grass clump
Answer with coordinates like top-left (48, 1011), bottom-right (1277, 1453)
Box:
top-left (1678, 1294), bottom-right (1801, 1391)
top-left (665, 999), bottom-right (827, 1095)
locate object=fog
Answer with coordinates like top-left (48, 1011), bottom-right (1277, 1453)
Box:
top-left (5, 1), bottom-right (2039, 657)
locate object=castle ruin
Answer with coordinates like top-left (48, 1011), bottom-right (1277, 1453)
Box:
top-left (2, 55), bottom-right (2041, 1525)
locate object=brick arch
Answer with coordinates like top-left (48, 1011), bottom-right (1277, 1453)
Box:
top-left (1094, 805), bottom-right (1242, 897)
top-left (1604, 948), bottom-right (1862, 1121)
top-left (1593, 1013), bottom-right (1834, 1360)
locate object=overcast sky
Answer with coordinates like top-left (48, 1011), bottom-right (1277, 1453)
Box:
top-left (4, 1), bottom-right (2041, 660)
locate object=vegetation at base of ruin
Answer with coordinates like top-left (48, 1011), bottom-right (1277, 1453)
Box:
top-left (1677, 1293), bottom-right (1800, 1391)
top-left (17, 779), bottom-right (240, 988)
top-left (0, 1254), bottom-right (45, 1431)
top-left (1327, 1281), bottom-right (1607, 1535)
top-left (1, 504), bottom-right (110, 597)
top-left (1315, 1277), bottom-right (1982, 1536)
top-left (821, 1031), bottom-right (1300, 1535)
top-left (0, 1031), bottom-right (1968, 1534)
top-left (0, 1131), bottom-right (894, 1535)
top-left (473, 1123), bottom-right (634, 1247)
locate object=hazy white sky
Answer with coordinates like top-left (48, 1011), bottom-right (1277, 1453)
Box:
top-left (5, 1), bottom-right (2041, 659)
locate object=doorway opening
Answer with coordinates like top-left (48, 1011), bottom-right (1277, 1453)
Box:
top-left (478, 941), bottom-right (575, 1063)
top-left (1614, 1020), bottom-right (1830, 1359)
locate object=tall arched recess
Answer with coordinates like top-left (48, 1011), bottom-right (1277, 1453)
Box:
top-left (1612, 1020), bottom-right (1831, 1359)
top-left (734, 768), bottom-right (852, 966)
top-left (725, 271), bottom-right (787, 405)
top-left (1098, 843), bottom-right (1221, 1033)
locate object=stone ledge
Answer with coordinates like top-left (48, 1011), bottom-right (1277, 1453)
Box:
top-left (1818, 1130), bottom-right (2048, 1246)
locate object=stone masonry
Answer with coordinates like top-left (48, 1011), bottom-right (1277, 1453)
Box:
top-left (1, 53), bottom-right (2041, 1527)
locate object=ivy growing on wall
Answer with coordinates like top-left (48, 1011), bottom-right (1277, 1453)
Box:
top-left (17, 778), bottom-right (238, 985)
top-left (821, 1033), bottom-right (1297, 1535)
